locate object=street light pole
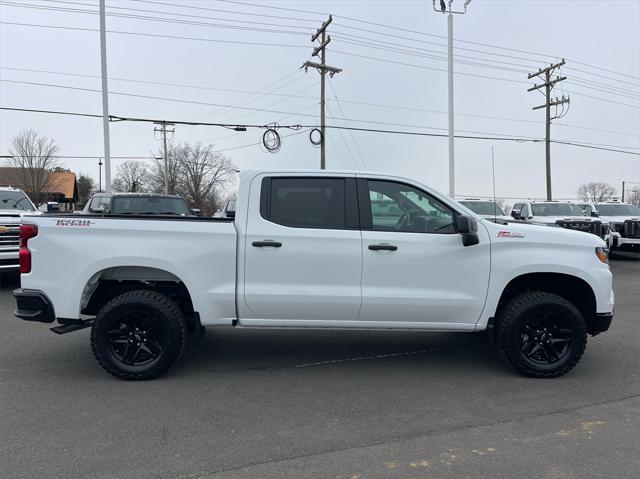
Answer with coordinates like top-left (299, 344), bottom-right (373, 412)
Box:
top-left (99, 0), bottom-right (111, 192)
top-left (432, 0), bottom-right (472, 198)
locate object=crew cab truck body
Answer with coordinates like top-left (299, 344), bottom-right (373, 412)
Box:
top-left (14, 170), bottom-right (614, 380)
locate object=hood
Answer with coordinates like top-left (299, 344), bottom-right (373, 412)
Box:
top-left (531, 215), bottom-right (595, 224)
top-left (483, 219), bottom-right (605, 247)
top-left (0, 209), bottom-right (42, 219)
top-left (478, 214), bottom-right (511, 224)
top-left (0, 209), bottom-right (24, 220)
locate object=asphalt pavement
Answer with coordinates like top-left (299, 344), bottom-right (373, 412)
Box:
top-left (0, 255), bottom-right (638, 479)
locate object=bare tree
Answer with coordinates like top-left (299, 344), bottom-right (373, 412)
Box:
top-left (627, 189), bottom-right (640, 207)
top-left (577, 182), bottom-right (618, 202)
top-left (76, 173), bottom-right (95, 207)
top-left (496, 199), bottom-right (511, 215)
top-left (173, 143), bottom-right (236, 214)
top-left (149, 145), bottom-right (181, 195)
top-left (112, 161), bottom-right (149, 193)
top-left (5, 129), bottom-right (60, 204)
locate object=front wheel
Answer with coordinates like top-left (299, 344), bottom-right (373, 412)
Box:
top-left (494, 292), bottom-right (587, 378)
top-left (91, 290), bottom-right (187, 380)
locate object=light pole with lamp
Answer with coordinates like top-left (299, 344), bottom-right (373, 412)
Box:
top-left (431, 0), bottom-right (472, 198)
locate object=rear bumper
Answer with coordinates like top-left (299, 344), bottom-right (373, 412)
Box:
top-left (13, 289), bottom-right (56, 323)
top-left (587, 312), bottom-right (614, 336)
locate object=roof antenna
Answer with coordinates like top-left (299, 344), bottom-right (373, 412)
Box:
top-left (491, 146), bottom-right (497, 223)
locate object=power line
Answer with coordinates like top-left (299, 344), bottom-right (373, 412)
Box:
top-left (331, 50), bottom-right (530, 85)
top-left (327, 78), bottom-right (367, 170)
top-left (218, 0), bottom-right (637, 85)
top-left (3, 18), bottom-right (636, 97)
top-left (0, 1), bottom-right (310, 36)
top-left (0, 21), bottom-right (308, 49)
top-left (3, 105), bottom-right (639, 155)
top-left (43, 0), bottom-right (314, 32)
top-left (4, 65), bottom-right (638, 138)
top-left (132, 0), bottom-right (321, 23)
top-left (0, 66), bottom-right (317, 100)
top-left (6, 0), bottom-right (637, 86)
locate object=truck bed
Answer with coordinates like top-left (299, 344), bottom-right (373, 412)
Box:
top-left (20, 214), bottom-right (238, 325)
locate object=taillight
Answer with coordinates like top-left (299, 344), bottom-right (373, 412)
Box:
top-left (19, 224), bottom-right (38, 274)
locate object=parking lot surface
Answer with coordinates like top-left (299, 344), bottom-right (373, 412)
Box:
top-left (1, 256), bottom-right (638, 479)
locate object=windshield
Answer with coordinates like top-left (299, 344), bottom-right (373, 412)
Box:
top-left (0, 190), bottom-right (35, 211)
top-left (531, 203), bottom-right (585, 217)
top-left (597, 204), bottom-right (640, 216)
top-left (459, 201), bottom-right (505, 216)
top-left (111, 196), bottom-right (192, 215)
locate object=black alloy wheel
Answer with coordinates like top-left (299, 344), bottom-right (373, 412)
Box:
top-left (91, 290), bottom-right (187, 380)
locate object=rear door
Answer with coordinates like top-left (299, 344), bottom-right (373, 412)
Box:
top-left (358, 177), bottom-right (490, 326)
top-left (242, 174), bottom-right (362, 323)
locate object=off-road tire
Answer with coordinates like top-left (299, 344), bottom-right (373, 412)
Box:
top-left (91, 290), bottom-right (187, 380)
top-left (494, 292), bottom-right (587, 378)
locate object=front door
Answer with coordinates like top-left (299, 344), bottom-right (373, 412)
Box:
top-left (358, 178), bottom-right (490, 326)
top-left (242, 175), bottom-right (363, 324)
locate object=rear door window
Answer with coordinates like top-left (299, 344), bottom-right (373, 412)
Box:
top-left (262, 177), bottom-right (346, 229)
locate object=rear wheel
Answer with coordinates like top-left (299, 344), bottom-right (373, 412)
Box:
top-left (494, 292), bottom-right (587, 378)
top-left (91, 290), bottom-right (187, 380)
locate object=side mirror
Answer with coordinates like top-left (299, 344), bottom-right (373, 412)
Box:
top-left (591, 211), bottom-right (599, 217)
top-left (92, 206), bottom-right (105, 214)
top-left (456, 215), bottom-right (479, 247)
top-left (191, 208), bottom-right (201, 216)
top-left (511, 209), bottom-right (521, 219)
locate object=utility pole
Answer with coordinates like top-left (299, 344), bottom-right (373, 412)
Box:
top-left (528, 59), bottom-right (570, 201)
top-left (99, 0), bottom-right (112, 192)
top-left (154, 121), bottom-right (175, 194)
top-left (98, 158), bottom-right (103, 192)
top-left (303, 15), bottom-right (342, 169)
top-left (432, 0), bottom-right (472, 198)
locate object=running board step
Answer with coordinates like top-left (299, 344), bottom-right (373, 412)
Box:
top-left (50, 321), bottom-right (93, 335)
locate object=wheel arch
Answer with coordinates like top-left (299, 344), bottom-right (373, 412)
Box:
top-left (80, 266), bottom-right (198, 325)
top-left (495, 272), bottom-right (598, 334)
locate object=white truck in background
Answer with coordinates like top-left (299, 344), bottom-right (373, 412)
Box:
top-left (457, 198), bottom-right (511, 224)
top-left (510, 200), bottom-right (607, 239)
top-left (14, 170), bottom-right (614, 380)
top-left (0, 187), bottom-right (40, 272)
top-left (576, 201), bottom-right (640, 254)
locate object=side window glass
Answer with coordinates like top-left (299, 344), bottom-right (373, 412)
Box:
top-left (367, 180), bottom-right (455, 233)
top-left (266, 178), bottom-right (345, 229)
top-left (89, 197), bottom-right (102, 211)
top-left (99, 197), bottom-right (111, 211)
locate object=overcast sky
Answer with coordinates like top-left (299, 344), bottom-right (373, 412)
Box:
top-left (1, 0), bottom-right (639, 201)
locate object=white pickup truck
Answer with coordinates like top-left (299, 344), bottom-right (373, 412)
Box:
top-left (13, 170), bottom-right (614, 380)
top-left (1, 187), bottom-right (41, 271)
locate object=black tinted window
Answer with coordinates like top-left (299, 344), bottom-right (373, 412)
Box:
top-left (266, 178), bottom-right (345, 229)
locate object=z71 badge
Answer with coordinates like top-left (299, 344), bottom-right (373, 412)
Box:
top-left (55, 219), bottom-right (95, 227)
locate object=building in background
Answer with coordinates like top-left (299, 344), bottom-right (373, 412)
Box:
top-left (0, 167), bottom-right (79, 211)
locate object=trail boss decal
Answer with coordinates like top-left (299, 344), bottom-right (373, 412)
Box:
top-left (55, 219), bottom-right (96, 227)
top-left (497, 230), bottom-right (525, 238)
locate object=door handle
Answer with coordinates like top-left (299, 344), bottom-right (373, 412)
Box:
top-left (368, 243), bottom-right (398, 251)
top-left (252, 240), bottom-right (282, 248)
